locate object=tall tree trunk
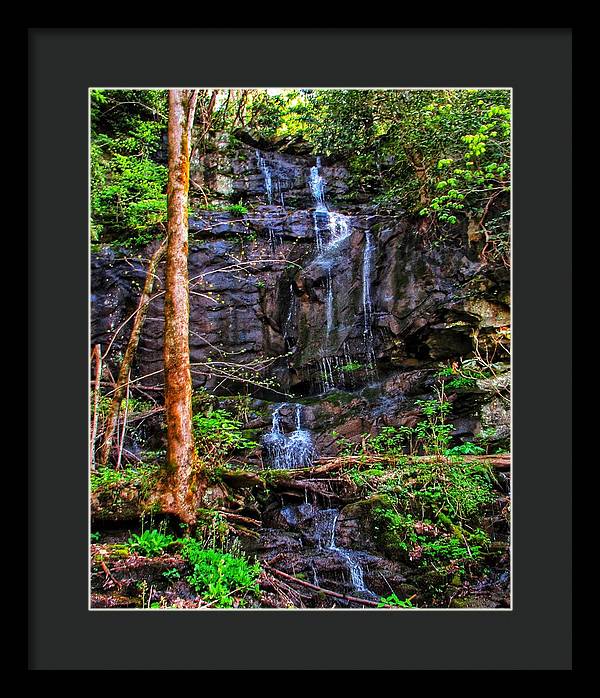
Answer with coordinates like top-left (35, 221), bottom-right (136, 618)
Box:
top-left (89, 344), bottom-right (102, 470)
top-left (163, 88), bottom-right (202, 526)
top-left (404, 146), bottom-right (429, 207)
top-left (97, 239), bottom-right (167, 466)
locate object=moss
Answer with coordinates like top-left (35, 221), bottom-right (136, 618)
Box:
top-left (106, 544), bottom-right (131, 559)
top-left (241, 428), bottom-right (262, 442)
top-left (324, 390), bottom-right (357, 406)
top-left (341, 494), bottom-right (389, 519)
top-left (297, 315), bottom-right (310, 355)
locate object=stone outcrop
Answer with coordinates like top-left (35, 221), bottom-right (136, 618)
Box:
top-left (91, 137), bottom-right (510, 452)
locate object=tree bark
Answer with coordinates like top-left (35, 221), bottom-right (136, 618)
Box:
top-left (90, 344), bottom-right (102, 470)
top-left (163, 89), bottom-right (202, 525)
top-left (404, 146), bottom-right (429, 207)
top-left (97, 239), bottom-right (167, 466)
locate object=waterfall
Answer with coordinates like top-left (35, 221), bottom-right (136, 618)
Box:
top-left (308, 156), bottom-right (327, 212)
top-left (318, 356), bottom-right (339, 393)
top-left (268, 227), bottom-right (277, 253)
top-left (257, 148), bottom-right (290, 208)
top-left (362, 231), bottom-right (376, 369)
top-left (256, 149), bottom-right (273, 204)
top-left (313, 211), bottom-right (326, 252)
top-left (283, 282), bottom-right (296, 345)
top-left (315, 508), bottom-right (371, 594)
top-left (326, 211), bottom-right (351, 249)
top-left (262, 403), bottom-right (314, 469)
top-left (308, 157), bottom-right (355, 392)
top-left (325, 268), bottom-right (334, 342)
top-left (309, 158), bottom-right (352, 249)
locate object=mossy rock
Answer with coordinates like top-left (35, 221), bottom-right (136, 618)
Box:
top-left (341, 494), bottom-right (389, 520)
top-left (323, 390), bottom-right (359, 406)
top-left (106, 544), bottom-right (131, 559)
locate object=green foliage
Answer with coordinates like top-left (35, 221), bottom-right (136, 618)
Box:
top-left (194, 509), bottom-right (232, 550)
top-left (371, 456), bottom-right (495, 574)
top-left (424, 101), bottom-right (510, 226)
top-left (445, 442), bottom-right (486, 456)
top-left (446, 376), bottom-right (477, 390)
top-left (90, 89), bottom-right (168, 244)
top-left (340, 361), bottom-right (363, 373)
top-left (90, 87), bottom-right (510, 257)
top-left (246, 92), bottom-right (287, 139)
top-left (192, 408), bottom-right (258, 465)
top-left (369, 425), bottom-right (414, 456)
top-left (333, 384), bottom-right (459, 458)
top-left (90, 531), bottom-right (101, 543)
top-left (162, 568), bottom-right (181, 581)
top-left (414, 395), bottom-right (453, 455)
top-left (179, 538), bottom-right (261, 608)
top-left (93, 394), bottom-right (153, 419)
top-left (225, 203), bottom-right (249, 216)
top-left (286, 88), bottom-right (510, 254)
top-left (377, 593), bottom-right (415, 608)
top-left (128, 524), bottom-right (175, 557)
top-left (90, 463), bottom-right (161, 495)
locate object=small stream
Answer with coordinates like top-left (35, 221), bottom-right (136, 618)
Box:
top-left (261, 403), bottom-right (378, 599)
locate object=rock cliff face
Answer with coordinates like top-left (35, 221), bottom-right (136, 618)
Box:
top-left (91, 135), bottom-right (510, 454)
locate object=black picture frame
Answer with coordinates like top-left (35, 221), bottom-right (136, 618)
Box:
top-left (29, 27), bottom-right (572, 670)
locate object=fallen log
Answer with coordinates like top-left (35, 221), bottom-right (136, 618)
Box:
top-left (220, 454), bottom-right (510, 489)
top-left (311, 454), bottom-right (511, 470)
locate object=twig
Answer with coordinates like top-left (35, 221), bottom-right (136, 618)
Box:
top-left (116, 370), bottom-right (130, 470)
top-left (215, 510), bottom-right (262, 527)
top-left (100, 559), bottom-right (122, 589)
top-left (264, 563), bottom-right (384, 608)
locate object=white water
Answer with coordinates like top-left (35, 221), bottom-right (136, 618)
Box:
top-left (362, 231), bottom-right (376, 369)
top-left (256, 149), bottom-right (273, 204)
top-left (256, 148), bottom-right (290, 208)
top-left (325, 268), bottom-right (334, 341)
top-left (308, 158), bottom-right (356, 392)
top-left (308, 156), bottom-right (327, 212)
top-left (283, 282), bottom-right (296, 344)
top-left (325, 211), bottom-right (352, 249)
top-left (262, 403), bottom-right (314, 469)
top-left (315, 508), bottom-right (371, 594)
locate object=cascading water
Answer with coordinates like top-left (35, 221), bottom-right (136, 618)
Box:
top-left (256, 148), bottom-right (288, 209)
top-left (262, 403), bottom-right (315, 469)
top-left (256, 149), bottom-right (273, 204)
top-left (308, 156), bottom-right (327, 212)
top-left (314, 508), bottom-right (372, 594)
top-left (362, 231), bottom-right (377, 370)
top-left (308, 157), bottom-right (355, 391)
top-left (325, 268), bottom-right (334, 341)
top-left (283, 282), bottom-right (296, 347)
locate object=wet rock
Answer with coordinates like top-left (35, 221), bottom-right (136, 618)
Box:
top-left (91, 142), bottom-right (511, 505)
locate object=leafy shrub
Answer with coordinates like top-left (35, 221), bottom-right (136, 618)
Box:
top-left (162, 568), bottom-right (181, 581)
top-left (128, 527), bottom-right (175, 557)
top-left (414, 396), bottom-right (453, 455)
top-left (445, 442), bottom-right (486, 456)
top-left (226, 203), bottom-right (249, 216)
top-left (179, 539), bottom-right (261, 608)
top-left (192, 408), bottom-right (258, 465)
top-left (378, 593), bottom-right (415, 608)
top-left (90, 463), bottom-right (161, 495)
top-left (90, 89), bottom-right (168, 244)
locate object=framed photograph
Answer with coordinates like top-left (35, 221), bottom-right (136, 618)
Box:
top-left (29, 28), bottom-right (572, 670)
